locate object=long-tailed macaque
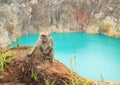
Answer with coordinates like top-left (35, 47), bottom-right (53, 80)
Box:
top-left (28, 33), bottom-right (54, 63)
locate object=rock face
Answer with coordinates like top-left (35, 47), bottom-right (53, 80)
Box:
top-left (0, 0), bottom-right (120, 47)
top-left (86, 16), bottom-right (120, 38)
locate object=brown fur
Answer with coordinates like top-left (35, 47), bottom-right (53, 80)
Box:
top-left (29, 34), bottom-right (54, 63)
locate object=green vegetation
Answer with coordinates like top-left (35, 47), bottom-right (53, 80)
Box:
top-left (31, 71), bottom-right (38, 81)
top-left (16, 38), bottom-right (19, 47)
top-left (62, 58), bottom-right (91, 85)
top-left (44, 78), bottom-right (55, 85)
top-left (62, 64), bottom-right (91, 85)
top-left (100, 74), bottom-right (104, 82)
top-left (62, 45), bottom-right (92, 85)
top-left (27, 47), bottom-right (33, 51)
top-left (0, 51), bottom-right (14, 73)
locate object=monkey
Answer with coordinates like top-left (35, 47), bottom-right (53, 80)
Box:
top-left (27, 33), bottom-right (54, 63)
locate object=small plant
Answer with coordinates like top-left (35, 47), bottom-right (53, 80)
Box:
top-left (16, 38), bottom-right (19, 47)
top-left (31, 71), bottom-right (38, 81)
top-left (69, 58), bottom-right (81, 85)
top-left (80, 79), bottom-right (92, 85)
top-left (0, 51), bottom-right (14, 72)
top-left (100, 74), bottom-right (104, 82)
top-left (73, 44), bottom-right (77, 72)
top-left (62, 44), bottom-right (92, 85)
top-left (63, 59), bottom-right (92, 85)
top-left (44, 78), bottom-right (55, 85)
top-left (27, 47), bottom-right (33, 51)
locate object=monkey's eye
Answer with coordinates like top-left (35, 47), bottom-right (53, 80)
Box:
top-left (41, 35), bottom-right (46, 37)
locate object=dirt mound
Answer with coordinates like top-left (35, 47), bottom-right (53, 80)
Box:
top-left (0, 47), bottom-right (85, 85)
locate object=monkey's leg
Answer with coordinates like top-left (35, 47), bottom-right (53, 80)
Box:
top-left (46, 56), bottom-right (54, 63)
top-left (50, 51), bottom-right (54, 63)
top-left (50, 56), bottom-right (54, 63)
top-left (41, 55), bottom-right (46, 60)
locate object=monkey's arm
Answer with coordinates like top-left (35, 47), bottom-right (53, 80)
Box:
top-left (29, 36), bottom-right (41, 55)
top-left (42, 47), bottom-right (53, 56)
top-left (49, 36), bottom-right (54, 46)
top-left (43, 36), bottom-right (54, 55)
top-left (29, 46), bottom-right (37, 55)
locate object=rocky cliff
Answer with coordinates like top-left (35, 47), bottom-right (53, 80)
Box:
top-left (0, 0), bottom-right (120, 47)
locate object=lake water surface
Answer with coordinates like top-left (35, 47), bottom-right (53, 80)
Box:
top-left (8, 32), bottom-right (120, 81)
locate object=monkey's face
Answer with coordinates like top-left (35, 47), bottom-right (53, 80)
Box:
top-left (41, 35), bottom-right (48, 44)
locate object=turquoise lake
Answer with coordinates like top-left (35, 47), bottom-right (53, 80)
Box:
top-left (8, 32), bottom-right (120, 82)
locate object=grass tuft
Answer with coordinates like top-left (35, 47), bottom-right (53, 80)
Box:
top-left (31, 71), bottom-right (38, 81)
top-left (44, 78), bottom-right (55, 85)
top-left (0, 51), bottom-right (14, 72)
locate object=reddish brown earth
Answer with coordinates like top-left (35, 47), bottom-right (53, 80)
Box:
top-left (0, 47), bottom-right (86, 85)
